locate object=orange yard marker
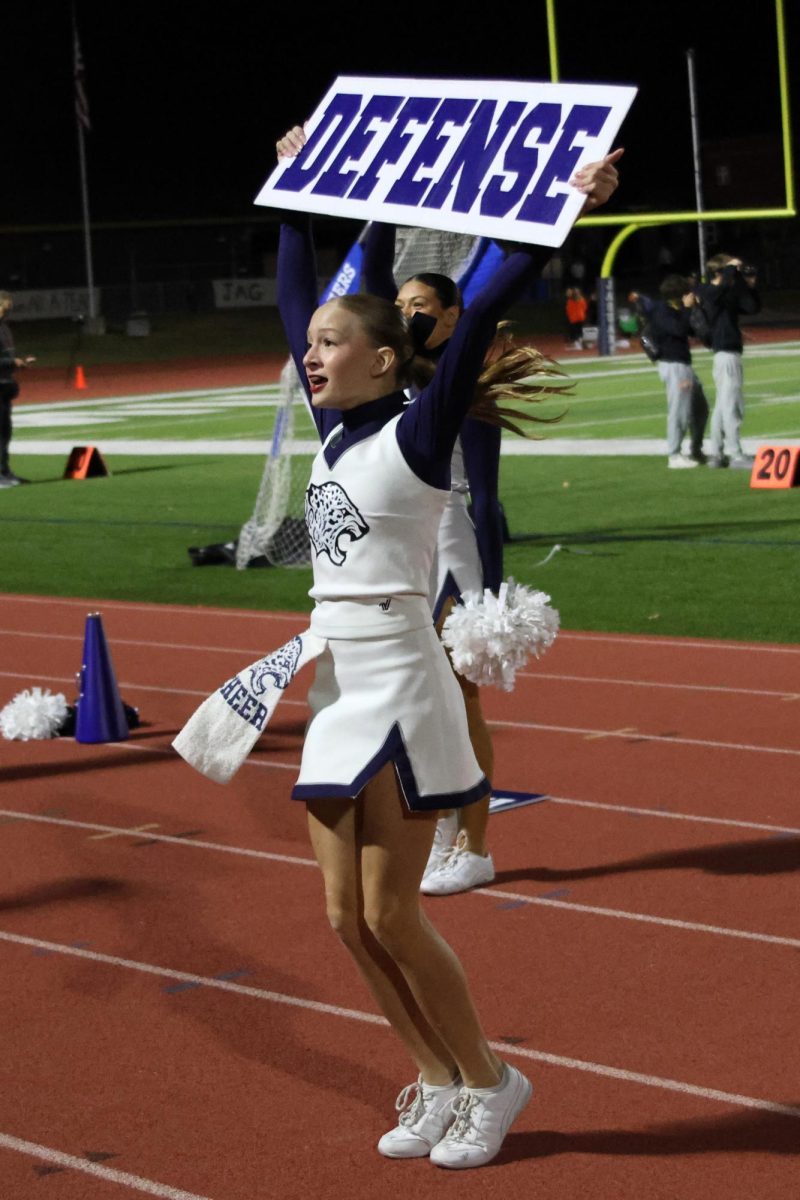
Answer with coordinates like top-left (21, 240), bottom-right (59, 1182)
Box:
top-left (63, 446), bottom-right (110, 479)
top-left (750, 445), bottom-right (800, 489)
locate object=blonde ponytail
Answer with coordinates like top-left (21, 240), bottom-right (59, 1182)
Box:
top-left (469, 323), bottom-right (572, 435)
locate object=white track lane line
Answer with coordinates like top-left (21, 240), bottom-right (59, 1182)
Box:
top-left (3, 596), bottom-right (800, 655)
top-left (0, 628), bottom-right (287, 657)
top-left (20, 738), bottom-right (302, 773)
top-left (490, 718), bottom-right (800, 757)
top-left (3, 809), bottom-right (796, 950)
top-left (517, 669), bottom-right (800, 701)
top-left (481, 887), bottom-right (800, 949)
top-left (0, 669), bottom-right (307, 708)
top-left (4, 653), bottom-right (797, 705)
top-left (0, 1133), bottom-right (214, 1200)
top-left (5, 666), bottom-right (799, 754)
top-left (0, 595), bottom-right (303, 622)
top-left (546, 794), bottom-right (800, 836)
top-left (557, 631), bottom-right (800, 656)
top-left (0, 810), bottom-right (316, 867)
top-left (110, 741), bottom-right (302, 773)
top-left (1, 929), bottom-right (798, 1120)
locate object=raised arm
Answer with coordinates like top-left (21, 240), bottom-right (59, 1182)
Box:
top-left (274, 125), bottom-right (339, 441)
top-left (276, 214), bottom-right (332, 441)
top-left (362, 223), bottom-right (398, 301)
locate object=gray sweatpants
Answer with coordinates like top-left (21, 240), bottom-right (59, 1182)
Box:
top-left (710, 351), bottom-right (744, 458)
top-left (658, 361), bottom-right (694, 455)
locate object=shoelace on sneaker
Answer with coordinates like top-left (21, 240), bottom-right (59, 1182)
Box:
top-left (435, 832), bottom-right (472, 875)
top-left (443, 1090), bottom-right (479, 1142)
top-left (394, 1078), bottom-right (425, 1126)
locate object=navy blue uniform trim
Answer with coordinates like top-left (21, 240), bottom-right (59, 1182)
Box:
top-left (291, 721), bottom-right (489, 811)
top-left (323, 391), bottom-right (407, 469)
top-left (432, 569), bottom-right (463, 625)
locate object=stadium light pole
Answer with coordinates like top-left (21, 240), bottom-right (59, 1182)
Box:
top-left (686, 48), bottom-right (707, 277)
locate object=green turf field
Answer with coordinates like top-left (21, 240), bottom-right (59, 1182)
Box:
top-left (13, 342), bottom-right (800, 446)
top-left (4, 342), bottom-right (800, 643)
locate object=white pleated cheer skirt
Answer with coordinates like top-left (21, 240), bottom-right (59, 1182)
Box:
top-left (291, 623), bottom-right (488, 811)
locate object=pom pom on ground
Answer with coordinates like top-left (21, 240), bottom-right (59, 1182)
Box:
top-left (441, 581), bottom-right (559, 691)
top-left (0, 688), bottom-right (70, 740)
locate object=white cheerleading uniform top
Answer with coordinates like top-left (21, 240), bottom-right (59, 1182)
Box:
top-left (307, 412), bottom-right (449, 639)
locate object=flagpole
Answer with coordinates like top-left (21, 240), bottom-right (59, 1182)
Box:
top-left (76, 117), bottom-right (97, 324)
top-left (73, 11), bottom-right (102, 331)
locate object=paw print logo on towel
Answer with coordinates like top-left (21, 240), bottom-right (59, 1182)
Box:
top-left (249, 637), bottom-right (302, 694)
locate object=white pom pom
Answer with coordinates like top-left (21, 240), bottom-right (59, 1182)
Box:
top-left (441, 580), bottom-right (559, 691)
top-left (0, 688), bottom-right (70, 740)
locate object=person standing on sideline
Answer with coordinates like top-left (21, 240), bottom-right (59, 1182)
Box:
top-left (0, 292), bottom-right (35, 488)
top-left (698, 255), bottom-right (760, 469)
top-left (564, 286), bottom-right (588, 349)
top-left (635, 276), bottom-right (709, 468)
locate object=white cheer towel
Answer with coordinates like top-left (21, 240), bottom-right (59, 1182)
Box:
top-left (172, 630), bottom-right (326, 784)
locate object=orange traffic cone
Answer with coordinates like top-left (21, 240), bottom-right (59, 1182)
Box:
top-left (74, 364), bottom-right (87, 390)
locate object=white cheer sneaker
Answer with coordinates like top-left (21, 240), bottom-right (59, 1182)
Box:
top-left (430, 1064), bottom-right (533, 1169)
top-left (421, 831), bottom-right (495, 896)
top-left (421, 812), bottom-right (458, 883)
top-left (377, 1075), bottom-right (462, 1158)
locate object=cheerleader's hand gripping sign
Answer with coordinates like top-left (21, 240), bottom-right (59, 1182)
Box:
top-left (255, 76), bottom-right (636, 247)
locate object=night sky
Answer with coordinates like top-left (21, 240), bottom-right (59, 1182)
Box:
top-left (5, 1), bottom-right (797, 226)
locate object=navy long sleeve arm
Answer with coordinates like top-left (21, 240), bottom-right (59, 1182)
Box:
top-left (362, 223), bottom-right (397, 301)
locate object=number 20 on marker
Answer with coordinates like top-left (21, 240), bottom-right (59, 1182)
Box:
top-left (750, 445), bottom-right (800, 489)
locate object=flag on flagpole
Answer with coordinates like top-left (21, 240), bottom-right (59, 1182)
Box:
top-left (73, 20), bottom-right (91, 131)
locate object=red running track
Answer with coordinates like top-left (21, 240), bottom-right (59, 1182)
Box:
top-left (0, 592), bottom-right (798, 1199)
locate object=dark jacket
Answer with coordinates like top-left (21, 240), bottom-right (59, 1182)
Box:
top-left (0, 319), bottom-right (17, 384)
top-left (698, 266), bottom-right (761, 354)
top-left (648, 300), bottom-right (692, 365)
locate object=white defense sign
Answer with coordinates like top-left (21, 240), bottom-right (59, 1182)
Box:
top-left (255, 76), bottom-right (636, 248)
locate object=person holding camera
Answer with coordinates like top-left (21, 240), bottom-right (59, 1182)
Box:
top-left (698, 255), bottom-right (760, 469)
top-left (629, 281), bottom-right (708, 467)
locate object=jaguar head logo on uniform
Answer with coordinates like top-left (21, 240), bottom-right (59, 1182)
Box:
top-left (305, 482), bottom-right (369, 566)
top-left (248, 637), bottom-right (302, 694)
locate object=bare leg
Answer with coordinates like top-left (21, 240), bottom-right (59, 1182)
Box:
top-left (359, 764), bottom-right (501, 1089)
top-left (307, 794), bottom-right (458, 1085)
top-left (308, 766), bottom-right (502, 1089)
top-left (453, 673), bottom-right (492, 856)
